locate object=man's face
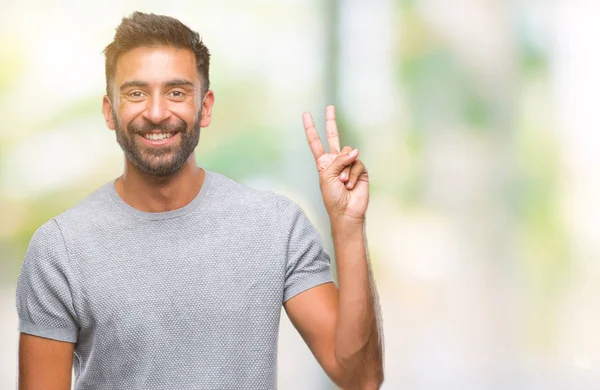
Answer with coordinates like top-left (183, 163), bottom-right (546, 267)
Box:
top-left (104, 46), bottom-right (210, 177)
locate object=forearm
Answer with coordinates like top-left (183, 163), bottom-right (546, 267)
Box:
top-left (331, 217), bottom-right (384, 388)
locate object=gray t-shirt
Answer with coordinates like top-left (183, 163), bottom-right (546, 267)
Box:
top-left (16, 169), bottom-right (333, 389)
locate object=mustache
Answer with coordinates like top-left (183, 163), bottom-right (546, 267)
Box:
top-left (127, 119), bottom-right (187, 135)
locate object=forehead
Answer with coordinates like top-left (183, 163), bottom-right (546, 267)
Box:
top-left (114, 46), bottom-right (199, 86)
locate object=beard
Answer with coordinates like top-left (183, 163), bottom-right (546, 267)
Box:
top-left (113, 110), bottom-right (201, 177)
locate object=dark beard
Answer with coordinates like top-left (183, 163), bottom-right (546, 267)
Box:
top-left (113, 111), bottom-right (201, 177)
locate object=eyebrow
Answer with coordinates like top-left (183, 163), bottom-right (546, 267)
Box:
top-left (119, 79), bottom-right (195, 91)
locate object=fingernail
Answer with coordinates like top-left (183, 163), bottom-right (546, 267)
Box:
top-left (350, 148), bottom-right (358, 157)
top-left (346, 181), bottom-right (352, 188)
top-left (340, 172), bottom-right (347, 180)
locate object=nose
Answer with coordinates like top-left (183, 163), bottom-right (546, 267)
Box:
top-left (143, 94), bottom-right (172, 124)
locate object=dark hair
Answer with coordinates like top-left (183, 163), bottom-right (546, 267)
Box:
top-left (103, 12), bottom-right (210, 100)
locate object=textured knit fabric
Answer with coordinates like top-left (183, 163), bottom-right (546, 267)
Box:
top-left (15, 169), bottom-right (333, 390)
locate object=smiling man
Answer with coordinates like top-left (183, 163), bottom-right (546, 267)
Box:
top-left (15, 12), bottom-right (384, 390)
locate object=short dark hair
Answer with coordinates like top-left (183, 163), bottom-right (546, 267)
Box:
top-left (103, 12), bottom-right (210, 100)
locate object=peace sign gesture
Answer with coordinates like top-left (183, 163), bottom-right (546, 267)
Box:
top-left (302, 105), bottom-right (369, 223)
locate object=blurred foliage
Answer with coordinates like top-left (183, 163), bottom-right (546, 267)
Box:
top-left (398, 4), bottom-right (494, 133)
top-left (199, 125), bottom-right (281, 180)
top-left (512, 19), bottom-right (569, 346)
top-left (393, 1), bottom-right (570, 347)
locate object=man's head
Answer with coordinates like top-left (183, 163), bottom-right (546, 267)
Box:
top-left (104, 12), bottom-right (211, 100)
top-left (102, 12), bottom-right (214, 177)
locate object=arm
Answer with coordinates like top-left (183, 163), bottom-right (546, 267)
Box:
top-left (19, 333), bottom-right (74, 390)
top-left (284, 105), bottom-right (383, 388)
top-left (284, 221), bottom-right (383, 389)
top-left (16, 220), bottom-right (80, 389)
top-left (330, 218), bottom-right (383, 388)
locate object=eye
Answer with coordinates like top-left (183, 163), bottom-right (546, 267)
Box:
top-left (168, 90), bottom-right (186, 99)
top-left (128, 91), bottom-right (145, 99)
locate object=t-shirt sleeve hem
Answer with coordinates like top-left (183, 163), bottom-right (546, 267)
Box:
top-left (19, 319), bottom-right (78, 343)
top-left (283, 271), bottom-right (335, 303)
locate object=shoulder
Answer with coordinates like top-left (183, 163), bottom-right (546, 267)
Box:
top-left (23, 219), bottom-right (69, 271)
top-left (208, 170), bottom-right (313, 211)
top-left (206, 170), bottom-right (317, 227)
top-left (41, 182), bottom-right (114, 237)
top-left (207, 170), bottom-right (279, 210)
top-left (27, 218), bottom-right (63, 252)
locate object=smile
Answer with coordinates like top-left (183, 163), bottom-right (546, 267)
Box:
top-left (138, 132), bottom-right (179, 146)
top-left (143, 132), bottom-right (175, 141)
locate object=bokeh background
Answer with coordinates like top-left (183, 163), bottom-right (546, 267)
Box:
top-left (1, 0), bottom-right (600, 389)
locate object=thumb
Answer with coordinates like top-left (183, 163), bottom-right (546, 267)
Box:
top-left (325, 148), bottom-right (359, 177)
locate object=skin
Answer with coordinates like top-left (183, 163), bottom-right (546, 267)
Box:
top-left (19, 45), bottom-right (383, 389)
top-left (287, 106), bottom-right (384, 389)
top-left (18, 335), bottom-right (74, 390)
top-left (102, 46), bottom-right (215, 212)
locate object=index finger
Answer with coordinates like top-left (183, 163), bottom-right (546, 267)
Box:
top-left (302, 112), bottom-right (325, 161)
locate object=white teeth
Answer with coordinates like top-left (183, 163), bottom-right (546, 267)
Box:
top-left (143, 133), bottom-right (173, 141)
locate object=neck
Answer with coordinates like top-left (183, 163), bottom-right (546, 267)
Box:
top-left (114, 155), bottom-right (205, 213)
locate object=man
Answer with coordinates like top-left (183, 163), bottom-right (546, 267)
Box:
top-left (16, 11), bottom-right (383, 390)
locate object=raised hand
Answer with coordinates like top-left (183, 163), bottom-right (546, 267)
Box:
top-left (302, 105), bottom-right (369, 223)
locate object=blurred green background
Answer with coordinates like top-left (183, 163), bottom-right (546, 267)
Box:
top-left (2, 0), bottom-right (600, 389)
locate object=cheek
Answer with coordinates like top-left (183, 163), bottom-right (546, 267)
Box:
top-left (117, 105), bottom-right (144, 129)
top-left (170, 105), bottom-right (199, 126)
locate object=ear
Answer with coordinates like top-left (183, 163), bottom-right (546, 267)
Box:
top-left (199, 90), bottom-right (215, 128)
top-left (102, 95), bottom-right (116, 130)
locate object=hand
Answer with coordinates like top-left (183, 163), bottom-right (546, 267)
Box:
top-left (302, 105), bottom-right (369, 223)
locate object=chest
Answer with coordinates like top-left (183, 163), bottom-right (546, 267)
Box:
top-left (72, 227), bottom-right (285, 331)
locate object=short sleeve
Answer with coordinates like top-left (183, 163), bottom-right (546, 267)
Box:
top-left (16, 219), bottom-right (79, 342)
top-left (277, 195), bottom-right (334, 303)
